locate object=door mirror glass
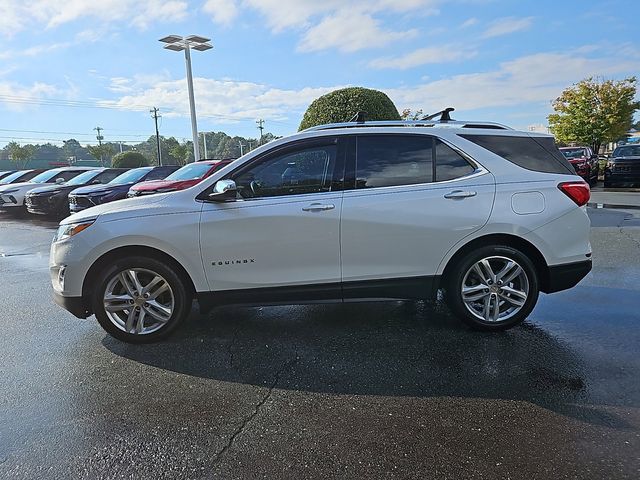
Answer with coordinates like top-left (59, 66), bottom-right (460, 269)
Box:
top-left (208, 179), bottom-right (237, 201)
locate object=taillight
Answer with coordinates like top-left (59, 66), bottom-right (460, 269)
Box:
top-left (558, 181), bottom-right (590, 207)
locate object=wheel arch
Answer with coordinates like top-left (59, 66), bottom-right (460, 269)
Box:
top-left (440, 233), bottom-right (551, 293)
top-left (82, 245), bottom-right (197, 310)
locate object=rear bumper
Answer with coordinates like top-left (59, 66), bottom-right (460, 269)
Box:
top-left (544, 260), bottom-right (592, 293)
top-left (53, 291), bottom-right (91, 319)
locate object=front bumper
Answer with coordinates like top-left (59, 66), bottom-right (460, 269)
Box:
top-left (544, 260), bottom-right (592, 293)
top-left (53, 291), bottom-right (91, 318)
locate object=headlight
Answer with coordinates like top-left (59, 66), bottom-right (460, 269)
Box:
top-left (53, 220), bottom-right (95, 242)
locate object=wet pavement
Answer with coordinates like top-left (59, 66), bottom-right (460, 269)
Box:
top-left (0, 208), bottom-right (639, 479)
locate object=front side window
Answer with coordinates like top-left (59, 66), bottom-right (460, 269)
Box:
top-left (356, 135), bottom-right (433, 189)
top-left (233, 144), bottom-right (337, 199)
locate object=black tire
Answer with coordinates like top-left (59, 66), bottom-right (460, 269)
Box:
top-left (91, 256), bottom-right (191, 343)
top-left (445, 245), bottom-right (539, 331)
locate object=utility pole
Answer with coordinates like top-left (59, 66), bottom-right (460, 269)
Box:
top-left (202, 132), bottom-right (208, 159)
top-left (150, 107), bottom-right (162, 165)
top-left (256, 119), bottom-right (264, 145)
top-left (238, 141), bottom-right (245, 156)
top-left (94, 126), bottom-right (104, 166)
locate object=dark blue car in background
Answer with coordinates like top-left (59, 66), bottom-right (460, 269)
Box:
top-left (68, 166), bottom-right (179, 213)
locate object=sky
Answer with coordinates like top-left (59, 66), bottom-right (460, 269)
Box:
top-left (0, 0), bottom-right (638, 147)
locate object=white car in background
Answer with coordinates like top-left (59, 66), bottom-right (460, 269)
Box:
top-left (0, 167), bottom-right (97, 212)
top-left (50, 114), bottom-right (592, 343)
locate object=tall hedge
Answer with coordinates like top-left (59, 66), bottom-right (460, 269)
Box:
top-left (298, 87), bottom-right (400, 131)
top-left (111, 151), bottom-right (150, 168)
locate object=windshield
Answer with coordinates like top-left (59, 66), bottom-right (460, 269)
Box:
top-left (613, 145), bottom-right (640, 157)
top-left (1, 171), bottom-right (29, 183)
top-left (29, 170), bottom-right (63, 184)
top-left (164, 163), bottom-right (213, 181)
top-left (560, 148), bottom-right (586, 159)
top-left (65, 170), bottom-right (101, 186)
top-left (108, 168), bottom-right (151, 185)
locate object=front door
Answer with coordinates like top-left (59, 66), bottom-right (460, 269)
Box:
top-left (199, 139), bottom-right (344, 297)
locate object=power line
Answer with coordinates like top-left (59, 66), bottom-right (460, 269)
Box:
top-left (0, 93), bottom-right (299, 126)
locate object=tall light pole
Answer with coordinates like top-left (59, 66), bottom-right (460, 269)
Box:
top-left (159, 35), bottom-right (213, 162)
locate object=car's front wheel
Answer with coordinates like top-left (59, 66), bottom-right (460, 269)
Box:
top-left (91, 256), bottom-right (191, 343)
top-left (445, 245), bottom-right (539, 331)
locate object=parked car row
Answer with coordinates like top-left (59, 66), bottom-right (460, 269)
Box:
top-left (0, 160), bottom-right (232, 219)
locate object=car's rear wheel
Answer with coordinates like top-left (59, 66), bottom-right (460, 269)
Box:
top-left (445, 245), bottom-right (539, 331)
top-left (91, 256), bottom-right (191, 343)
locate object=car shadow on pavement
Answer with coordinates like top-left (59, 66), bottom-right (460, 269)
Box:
top-left (103, 300), bottom-right (630, 429)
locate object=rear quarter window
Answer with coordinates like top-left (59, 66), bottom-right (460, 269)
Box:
top-left (460, 134), bottom-right (574, 174)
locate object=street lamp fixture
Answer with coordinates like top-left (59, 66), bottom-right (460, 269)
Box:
top-left (159, 34), bottom-right (213, 162)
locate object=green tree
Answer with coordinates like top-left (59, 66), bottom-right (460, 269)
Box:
top-left (299, 87), bottom-right (400, 131)
top-left (6, 141), bottom-right (36, 169)
top-left (111, 151), bottom-right (150, 168)
top-left (548, 77), bottom-right (640, 153)
top-left (169, 142), bottom-right (194, 165)
top-left (87, 144), bottom-right (115, 166)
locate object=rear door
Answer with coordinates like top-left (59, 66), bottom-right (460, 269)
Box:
top-left (340, 133), bottom-right (495, 298)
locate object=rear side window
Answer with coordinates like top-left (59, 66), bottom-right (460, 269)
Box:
top-left (460, 134), bottom-right (574, 174)
top-left (57, 170), bottom-right (87, 182)
top-left (356, 135), bottom-right (433, 188)
top-left (96, 170), bottom-right (124, 183)
top-left (435, 140), bottom-right (475, 181)
top-left (145, 168), bottom-right (174, 181)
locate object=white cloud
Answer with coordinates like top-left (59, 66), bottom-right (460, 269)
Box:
top-left (369, 45), bottom-right (476, 70)
top-left (203, 0), bottom-right (439, 52)
top-left (0, 81), bottom-right (60, 112)
top-left (0, 0), bottom-right (188, 35)
top-left (460, 17), bottom-right (477, 28)
top-left (481, 16), bottom-right (534, 39)
top-left (298, 9), bottom-right (418, 53)
top-left (99, 76), bottom-right (343, 122)
top-left (388, 51), bottom-right (640, 112)
top-left (203, 0), bottom-right (239, 26)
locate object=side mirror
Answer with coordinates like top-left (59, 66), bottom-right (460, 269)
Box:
top-left (208, 179), bottom-right (237, 202)
top-left (91, 180), bottom-right (102, 184)
top-left (55, 178), bottom-right (65, 184)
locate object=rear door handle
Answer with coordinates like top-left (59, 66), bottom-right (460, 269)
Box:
top-left (444, 190), bottom-right (477, 199)
top-left (302, 203), bottom-right (335, 212)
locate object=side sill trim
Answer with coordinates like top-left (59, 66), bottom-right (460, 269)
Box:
top-left (196, 275), bottom-right (441, 313)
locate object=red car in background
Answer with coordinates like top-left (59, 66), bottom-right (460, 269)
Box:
top-left (559, 146), bottom-right (599, 185)
top-left (127, 159), bottom-right (233, 197)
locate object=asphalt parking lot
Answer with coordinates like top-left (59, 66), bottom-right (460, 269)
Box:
top-left (1, 205), bottom-right (640, 479)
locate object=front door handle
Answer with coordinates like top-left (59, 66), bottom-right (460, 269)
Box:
top-left (302, 203), bottom-right (335, 212)
top-left (444, 190), bottom-right (477, 199)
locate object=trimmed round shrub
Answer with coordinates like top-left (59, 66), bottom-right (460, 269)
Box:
top-left (299, 87), bottom-right (400, 131)
top-left (111, 151), bottom-right (150, 168)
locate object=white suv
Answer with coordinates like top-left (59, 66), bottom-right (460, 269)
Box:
top-left (50, 117), bottom-right (592, 343)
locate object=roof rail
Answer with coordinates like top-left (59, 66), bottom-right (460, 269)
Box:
top-left (303, 120), bottom-right (512, 132)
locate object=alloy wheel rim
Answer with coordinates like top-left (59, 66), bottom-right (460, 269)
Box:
top-left (461, 256), bottom-right (529, 323)
top-left (103, 268), bottom-right (174, 335)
